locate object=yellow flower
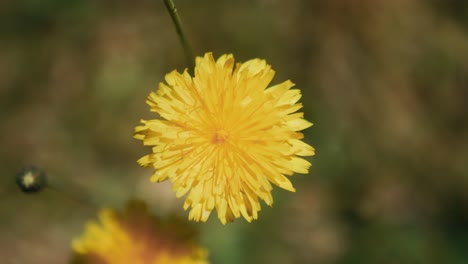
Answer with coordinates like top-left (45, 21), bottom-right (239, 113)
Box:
top-left (72, 201), bottom-right (209, 264)
top-left (134, 52), bottom-right (315, 224)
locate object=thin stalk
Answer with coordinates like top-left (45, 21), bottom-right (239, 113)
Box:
top-left (163, 0), bottom-right (194, 68)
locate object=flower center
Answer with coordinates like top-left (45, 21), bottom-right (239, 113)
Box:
top-left (212, 129), bottom-right (230, 144)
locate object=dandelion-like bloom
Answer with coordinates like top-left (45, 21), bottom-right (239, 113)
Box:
top-left (135, 52), bottom-right (315, 224)
top-left (72, 201), bottom-right (208, 264)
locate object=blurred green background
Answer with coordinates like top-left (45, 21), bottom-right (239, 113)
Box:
top-left (1, 0), bottom-right (468, 263)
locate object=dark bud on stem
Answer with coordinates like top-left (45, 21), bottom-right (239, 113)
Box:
top-left (16, 166), bottom-right (47, 193)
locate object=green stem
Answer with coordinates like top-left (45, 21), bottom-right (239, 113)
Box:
top-left (163, 0), bottom-right (194, 68)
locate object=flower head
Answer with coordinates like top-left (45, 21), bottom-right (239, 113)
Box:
top-left (135, 52), bottom-right (315, 224)
top-left (72, 201), bottom-right (208, 264)
top-left (16, 166), bottom-right (47, 193)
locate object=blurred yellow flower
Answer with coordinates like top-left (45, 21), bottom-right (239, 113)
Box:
top-left (135, 52), bottom-right (315, 224)
top-left (72, 201), bottom-right (208, 264)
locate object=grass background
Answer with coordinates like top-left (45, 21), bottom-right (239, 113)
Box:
top-left (1, 0), bottom-right (468, 263)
